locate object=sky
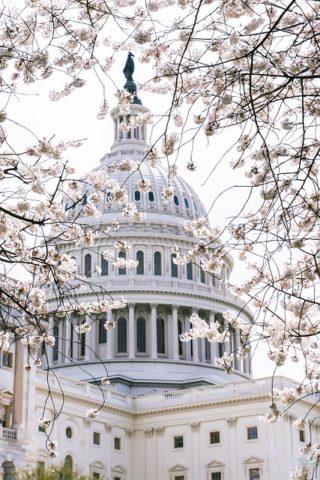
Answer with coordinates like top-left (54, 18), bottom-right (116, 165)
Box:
top-left (6, 51), bottom-right (304, 383)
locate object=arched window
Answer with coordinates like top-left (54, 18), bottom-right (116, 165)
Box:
top-left (117, 317), bottom-right (127, 353)
top-left (200, 268), bottom-right (205, 284)
top-left (157, 318), bottom-right (165, 354)
top-left (171, 254), bottom-right (178, 278)
top-left (178, 320), bottom-right (184, 357)
top-left (53, 324), bottom-right (59, 361)
top-left (154, 252), bottom-right (162, 276)
top-left (136, 250), bottom-right (144, 275)
top-left (187, 262), bottom-right (193, 280)
top-left (98, 318), bottom-right (107, 344)
top-left (173, 195), bottom-right (179, 206)
top-left (148, 191), bottom-right (155, 202)
top-left (101, 257), bottom-right (108, 276)
top-left (118, 251), bottom-right (126, 275)
top-left (134, 190), bottom-right (141, 201)
top-left (205, 338), bottom-right (211, 362)
top-left (184, 198), bottom-right (189, 209)
top-left (64, 455), bottom-right (73, 476)
top-left (136, 317), bottom-right (146, 353)
top-left (84, 253), bottom-right (92, 277)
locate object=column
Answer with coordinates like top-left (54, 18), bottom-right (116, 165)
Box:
top-left (106, 310), bottom-right (114, 359)
top-left (171, 305), bottom-right (179, 360)
top-left (58, 321), bottom-right (63, 364)
top-left (150, 304), bottom-right (157, 359)
top-left (46, 316), bottom-right (54, 366)
top-left (88, 318), bottom-right (97, 360)
top-left (129, 303), bottom-right (135, 359)
top-left (209, 311), bottom-right (219, 365)
top-left (192, 308), bottom-right (199, 362)
top-left (234, 328), bottom-right (241, 370)
top-left (224, 318), bottom-right (231, 354)
top-left (65, 318), bottom-right (71, 362)
top-left (12, 338), bottom-right (24, 427)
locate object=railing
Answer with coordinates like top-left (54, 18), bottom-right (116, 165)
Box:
top-left (2, 428), bottom-right (17, 440)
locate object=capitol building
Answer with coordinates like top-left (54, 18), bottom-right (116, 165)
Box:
top-left (1, 59), bottom-right (319, 480)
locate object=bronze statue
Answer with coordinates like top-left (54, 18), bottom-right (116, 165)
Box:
top-left (123, 52), bottom-right (142, 105)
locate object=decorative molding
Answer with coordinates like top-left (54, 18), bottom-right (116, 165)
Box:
top-left (155, 425), bottom-right (165, 435)
top-left (125, 427), bottom-right (133, 437)
top-left (143, 427), bottom-right (154, 436)
top-left (226, 417), bottom-right (237, 426)
top-left (83, 418), bottom-right (92, 428)
top-left (104, 423), bottom-right (113, 433)
top-left (190, 422), bottom-right (200, 432)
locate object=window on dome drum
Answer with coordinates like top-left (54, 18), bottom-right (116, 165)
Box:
top-left (134, 190), bottom-right (141, 201)
top-left (171, 254), bottom-right (178, 278)
top-left (119, 116), bottom-right (123, 140)
top-left (148, 191), bottom-right (155, 202)
top-left (136, 250), bottom-right (144, 275)
top-left (98, 318), bottom-right (107, 344)
top-left (101, 257), bottom-right (108, 276)
top-left (136, 317), bottom-right (147, 353)
top-left (184, 198), bottom-right (189, 209)
top-left (173, 435), bottom-right (184, 449)
top-left (117, 317), bottom-right (127, 354)
top-left (187, 262), bottom-right (193, 280)
top-left (205, 338), bottom-right (211, 362)
top-left (66, 427), bottom-right (72, 439)
top-left (299, 430), bottom-right (305, 442)
top-left (64, 456), bottom-right (73, 474)
top-left (84, 253), bottom-right (92, 277)
top-left (178, 320), bottom-right (184, 357)
top-left (114, 436), bottom-right (121, 450)
top-left (93, 431), bottom-right (101, 446)
top-left (209, 431), bottom-right (220, 445)
top-left (118, 251), bottom-right (126, 275)
top-left (200, 268), bottom-right (205, 283)
top-left (53, 324), bottom-right (59, 361)
top-left (157, 318), bottom-right (166, 355)
top-left (211, 473), bottom-right (222, 480)
top-left (154, 252), bottom-right (162, 276)
top-left (80, 332), bottom-right (86, 357)
top-left (134, 126), bottom-right (140, 139)
top-left (173, 195), bottom-right (179, 206)
top-left (2, 351), bottom-right (13, 368)
top-left (249, 468), bottom-right (260, 480)
top-left (247, 426), bottom-right (258, 440)
top-left (141, 125), bottom-right (145, 140)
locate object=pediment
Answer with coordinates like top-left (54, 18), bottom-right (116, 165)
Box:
top-left (207, 459), bottom-right (225, 469)
top-left (244, 456), bottom-right (263, 465)
top-left (90, 461), bottom-right (105, 469)
top-left (112, 465), bottom-right (126, 474)
top-left (169, 464), bottom-right (187, 473)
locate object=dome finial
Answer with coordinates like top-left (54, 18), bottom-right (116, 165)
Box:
top-left (123, 52), bottom-right (142, 105)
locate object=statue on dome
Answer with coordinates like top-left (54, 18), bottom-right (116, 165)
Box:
top-left (123, 52), bottom-right (142, 105)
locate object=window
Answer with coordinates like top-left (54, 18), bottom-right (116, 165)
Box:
top-left (154, 251), bottom-right (162, 276)
top-left (64, 455), bottom-right (73, 474)
top-left (299, 429), bottom-right (305, 442)
top-left (134, 190), bottom-right (141, 201)
top-left (101, 257), bottom-right (108, 276)
top-left (249, 468), bottom-right (260, 480)
top-left (247, 426), bottom-right (258, 440)
top-left (117, 317), bottom-right (127, 354)
top-left (114, 436), bottom-right (121, 450)
top-left (2, 351), bottom-right (13, 368)
top-left (136, 250), bottom-right (144, 275)
top-left (209, 431), bottom-right (220, 444)
top-left (178, 320), bottom-right (183, 357)
top-left (93, 431), bottom-right (101, 446)
top-left (98, 318), bottom-right (107, 344)
top-left (114, 478), bottom-right (121, 480)
top-left (84, 253), bottom-right (92, 277)
top-left (70, 324), bottom-right (74, 358)
top-left (80, 332), bottom-right (86, 357)
top-left (211, 474), bottom-right (222, 480)
top-left (53, 324), bottom-right (59, 361)
top-left (118, 251), bottom-right (126, 275)
top-left (37, 462), bottom-right (45, 476)
top-left (148, 191), bottom-right (154, 202)
top-left (174, 477), bottom-right (185, 480)
top-left (205, 338), bottom-right (211, 362)
top-left (93, 474), bottom-right (100, 480)
top-left (171, 254), bottom-right (178, 278)
top-left (66, 426), bottom-right (72, 439)
top-left (157, 318), bottom-right (165, 354)
top-left (173, 195), bottom-right (179, 206)
top-left (187, 262), bottom-right (193, 280)
top-left (38, 425), bottom-right (45, 433)
top-left (136, 317), bottom-right (146, 353)
top-left (173, 435), bottom-right (184, 449)
top-left (200, 268), bottom-right (205, 283)
top-left (184, 198), bottom-right (189, 209)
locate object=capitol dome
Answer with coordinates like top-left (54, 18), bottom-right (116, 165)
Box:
top-left (46, 57), bottom-right (252, 394)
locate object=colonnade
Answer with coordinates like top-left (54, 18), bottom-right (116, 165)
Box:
top-left (48, 304), bottom-right (251, 375)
